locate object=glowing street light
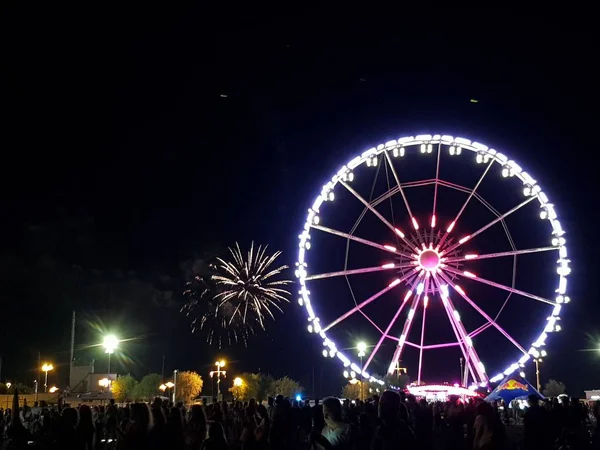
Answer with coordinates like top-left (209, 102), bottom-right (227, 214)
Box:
top-left (42, 364), bottom-right (54, 393)
top-left (102, 335), bottom-right (119, 375)
top-left (99, 378), bottom-right (111, 390)
top-left (48, 386), bottom-right (59, 394)
top-left (233, 377), bottom-right (243, 387)
top-left (357, 342), bottom-right (367, 401)
top-left (210, 360), bottom-right (227, 401)
top-left (159, 381), bottom-right (175, 397)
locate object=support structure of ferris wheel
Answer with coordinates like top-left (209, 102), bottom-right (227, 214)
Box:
top-left (295, 134), bottom-right (570, 388)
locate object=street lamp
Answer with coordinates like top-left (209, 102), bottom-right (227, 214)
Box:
top-left (103, 335), bottom-right (119, 376)
top-left (233, 377), bottom-right (243, 387)
top-left (42, 364), bottom-right (54, 393)
top-left (210, 360), bottom-right (226, 401)
top-left (99, 378), bottom-right (111, 392)
top-left (48, 386), bottom-right (59, 394)
top-left (533, 357), bottom-right (543, 392)
top-left (5, 383), bottom-right (11, 409)
top-left (357, 342), bottom-right (367, 401)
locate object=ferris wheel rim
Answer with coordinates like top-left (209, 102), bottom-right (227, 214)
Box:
top-left (295, 134), bottom-right (569, 388)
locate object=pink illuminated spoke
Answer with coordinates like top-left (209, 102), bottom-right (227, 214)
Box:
top-left (404, 341), bottom-right (420, 349)
top-left (382, 150), bottom-right (415, 219)
top-left (388, 291), bottom-right (423, 374)
top-left (469, 323), bottom-right (493, 338)
top-left (443, 266), bottom-right (556, 306)
top-left (417, 291), bottom-right (429, 384)
top-left (439, 161), bottom-right (493, 247)
top-left (443, 195), bottom-right (538, 255)
top-left (359, 310), bottom-right (385, 335)
top-left (362, 289), bottom-right (414, 371)
top-left (437, 271), bottom-right (528, 355)
top-left (370, 179), bottom-right (437, 209)
top-left (431, 143), bottom-right (441, 230)
top-left (364, 274), bottom-right (425, 371)
top-left (421, 342), bottom-right (462, 350)
top-left (339, 180), bottom-right (416, 250)
top-left (432, 275), bottom-right (487, 383)
top-left (444, 246), bottom-right (557, 263)
top-left (311, 224), bottom-right (413, 259)
top-left (431, 275), bottom-right (478, 383)
top-left (305, 263), bottom-right (414, 281)
top-left (322, 268), bottom-right (418, 332)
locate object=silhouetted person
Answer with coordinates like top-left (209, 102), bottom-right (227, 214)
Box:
top-left (524, 394), bottom-right (548, 450)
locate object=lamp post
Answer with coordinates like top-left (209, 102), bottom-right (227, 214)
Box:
top-left (210, 360), bottom-right (226, 401)
top-left (102, 335), bottom-right (119, 376)
top-left (42, 364), bottom-right (54, 393)
top-left (357, 342), bottom-right (367, 401)
top-left (5, 382), bottom-right (11, 409)
top-left (533, 355), bottom-right (544, 392)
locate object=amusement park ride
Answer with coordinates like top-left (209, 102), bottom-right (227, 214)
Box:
top-left (295, 134), bottom-right (569, 395)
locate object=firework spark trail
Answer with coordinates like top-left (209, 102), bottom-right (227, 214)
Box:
top-left (181, 242), bottom-right (292, 347)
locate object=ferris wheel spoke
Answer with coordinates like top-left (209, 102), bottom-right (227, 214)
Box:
top-left (445, 246), bottom-right (557, 263)
top-left (443, 266), bottom-right (556, 306)
top-left (310, 224), bottom-right (413, 259)
top-left (469, 322), bottom-right (493, 338)
top-left (431, 276), bottom-right (477, 384)
top-left (387, 291), bottom-right (423, 374)
top-left (439, 161), bottom-right (493, 247)
top-left (421, 341), bottom-right (462, 350)
top-left (432, 275), bottom-right (486, 384)
top-left (382, 150), bottom-right (415, 220)
top-left (339, 180), bottom-right (416, 250)
top-left (437, 271), bottom-right (529, 356)
top-left (417, 289), bottom-right (430, 384)
top-left (442, 195), bottom-right (538, 255)
top-left (431, 143), bottom-right (442, 229)
top-left (322, 268), bottom-right (418, 333)
top-left (362, 290), bottom-right (414, 372)
top-left (305, 263), bottom-right (415, 281)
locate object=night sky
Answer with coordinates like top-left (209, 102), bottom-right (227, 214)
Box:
top-left (2, 6), bottom-right (599, 397)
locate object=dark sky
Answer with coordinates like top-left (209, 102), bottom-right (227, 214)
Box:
top-left (2, 6), bottom-right (599, 397)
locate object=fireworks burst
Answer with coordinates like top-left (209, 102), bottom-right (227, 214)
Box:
top-left (182, 243), bottom-right (292, 347)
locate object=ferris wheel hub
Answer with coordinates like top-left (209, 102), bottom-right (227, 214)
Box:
top-left (418, 249), bottom-right (440, 271)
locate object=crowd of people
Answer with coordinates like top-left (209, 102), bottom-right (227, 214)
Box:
top-left (0, 389), bottom-right (598, 449)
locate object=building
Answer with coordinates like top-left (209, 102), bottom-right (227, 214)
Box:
top-left (584, 389), bottom-right (600, 401)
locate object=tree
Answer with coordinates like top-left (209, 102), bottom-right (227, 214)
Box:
top-left (235, 373), bottom-right (275, 402)
top-left (176, 371), bottom-right (203, 403)
top-left (7, 383), bottom-right (34, 394)
top-left (255, 374), bottom-right (275, 402)
top-left (543, 379), bottom-right (566, 397)
top-left (341, 381), bottom-right (361, 400)
top-left (112, 375), bottom-right (138, 402)
top-left (275, 376), bottom-right (303, 398)
top-left (134, 373), bottom-right (162, 401)
top-left (229, 379), bottom-right (249, 401)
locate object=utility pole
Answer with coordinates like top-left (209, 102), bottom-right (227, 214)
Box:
top-left (534, 358), bottom-right (542, 392)
top-left (161, 355), bottom-right (165, 382)
top-left (69, 311), bottom-right (76, 389)
top-left (172, 369), bottom-right (178, 404)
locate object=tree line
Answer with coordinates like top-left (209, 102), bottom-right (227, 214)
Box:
top-left (111, 371), bottom-right (203, 404)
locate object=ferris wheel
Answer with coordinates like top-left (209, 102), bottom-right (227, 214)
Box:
top-left (295, 134), bottom-right (570, 388)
